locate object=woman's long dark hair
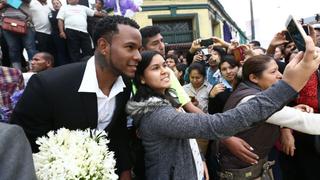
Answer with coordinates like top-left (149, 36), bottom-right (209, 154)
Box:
top-left (133, 50), bottom-right (181, 108)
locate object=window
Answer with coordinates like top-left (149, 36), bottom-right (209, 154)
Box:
top-left (153, 19), bottom-right (194, 44)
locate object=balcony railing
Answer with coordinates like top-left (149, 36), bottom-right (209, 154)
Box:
top-left (161, 30), bottom-right (195, 44)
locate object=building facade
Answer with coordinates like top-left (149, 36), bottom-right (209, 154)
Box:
top-left (133, 0), bottom-right (248, 51)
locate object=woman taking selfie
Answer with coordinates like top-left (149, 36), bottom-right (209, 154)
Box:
top-left (126, 38), bottom-right (320, 180)
top-left (218, 55), bottom-right (320, 179)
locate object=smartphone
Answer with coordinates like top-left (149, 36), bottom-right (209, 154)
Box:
top-left (285, 15), bottom-right (308, 51)
top-left (233, 46), bottom-right (245, 62)
top-left (200, 38), bottom-right (214, 47)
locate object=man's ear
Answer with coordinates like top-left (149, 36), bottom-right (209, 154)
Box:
top-left (46, 61), bottom-right (52, 68)
top-left (249, 74), bottom-right (259, 84)
top-left (97, 37), bottom-right (110, 56)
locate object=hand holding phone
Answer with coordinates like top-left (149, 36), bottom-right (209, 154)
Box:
top-left (285, 15), bottom-right (308, 51)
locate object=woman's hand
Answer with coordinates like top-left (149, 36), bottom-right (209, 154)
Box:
top-left (293, 104), bottom-right (314, 113)
top-left (221, 136), bottom-right (259, 164)
top-left (210, 83), bottom-right (225, 97)
top-left (280, 128), bottom-right (295, 156)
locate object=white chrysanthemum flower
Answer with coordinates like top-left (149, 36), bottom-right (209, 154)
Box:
top-left (33, 128), bottom-right (118, 180)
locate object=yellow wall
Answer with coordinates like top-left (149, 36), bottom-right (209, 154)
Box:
top-left (133, 0), bottom-right (222, 39)
top-left (142, 0), bottom-right (207, 5)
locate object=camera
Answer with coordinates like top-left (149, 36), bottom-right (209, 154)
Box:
top-left (200, 38), bottom-right (214, 47)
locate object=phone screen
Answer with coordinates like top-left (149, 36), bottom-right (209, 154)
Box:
top-left (200, 38), bottom-right (213, 47)
top-left (286, 18), bottom-right (306, 51)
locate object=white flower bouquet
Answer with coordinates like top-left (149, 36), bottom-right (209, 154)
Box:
top-left (33, 128), bottom-right (118, 180)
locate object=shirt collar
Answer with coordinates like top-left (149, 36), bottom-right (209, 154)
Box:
top-left (78, 57), bottom-right (126, 97)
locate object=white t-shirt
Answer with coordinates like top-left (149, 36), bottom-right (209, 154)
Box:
top-left (57, 4), bottom-right (95, 33)
top-left (29, 0), bottom-right (52, 34)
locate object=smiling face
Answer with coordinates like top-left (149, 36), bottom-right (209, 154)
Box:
top-left (99, 24), bottom-right (142, 78)
top-left (251, 60), bottom-right (282, 90)
top-left (140, 54), bottom-right (171, 94)
top-left (220, 61), bottom-right (238, 83)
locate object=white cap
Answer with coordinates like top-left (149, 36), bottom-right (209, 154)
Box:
top-left (313, 23), bottom-right (320, 29)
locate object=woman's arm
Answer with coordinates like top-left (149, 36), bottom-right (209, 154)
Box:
top-left (144, 80), bottom-right (297, 139)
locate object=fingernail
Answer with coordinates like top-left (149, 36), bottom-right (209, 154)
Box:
top-left (249, 147), bottom-right (254, 151)
top-left (256, 156), bottom-right (259, 159)
top-left (251, 161), bottom-right (258, 165)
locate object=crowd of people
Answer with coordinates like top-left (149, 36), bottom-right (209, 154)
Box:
top-left (1, 0), bottom-right (320, 180)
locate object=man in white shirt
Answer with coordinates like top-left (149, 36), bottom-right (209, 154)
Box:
top-left (28, 0), bottom-right (54, 55)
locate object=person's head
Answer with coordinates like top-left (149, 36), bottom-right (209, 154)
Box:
top-left (51, 0), bottom-right (62, 10)
top-left (167, 49), bottom-right (176, 56)
top-left (93, 15), bottom-right (141, 78)
top-left (173, 63), bottom-right (187, 85)
top-left (30, 52), bottom-right (54, 72)
top-left (282, 41), bottom-right (296, 63)
top-left (140, 26), bottom-right (165, 56)
top-left (249, 40), bottom-right (261, 47)
top-left (67, 0), bottom-right (78, 5)
top-left (38, 0), bottom-right (47, 4)
top-left (188, 63), bottom-right (206, 89)
top-left (208, 47), bottom-right (225, 68)
top-left (218, 55), bottom-right (239, 83)
top-left (165, 54), bottom-right (178, 69)
top-left (313, 24), bottom-right (320, 47)
top-left (133, 50), bottom-right (180, 107)
top-left (242, 55), bottom-right (282, 90)
top-left (274, 46), bottom-right (284, 61)
top-left (134, 51), bottom-right (170, 94)
top-left (252, 46), bottom-right (266, 55)
top-left (95, 0), bottom-right (104, 11)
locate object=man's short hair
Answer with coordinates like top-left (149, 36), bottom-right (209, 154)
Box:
top-left (249, 40), bottom-right (261, 47)
top-left (39, 52), bottom-right (54, 66)
top-left (93, 15), bottom-right (140, 47)
top-left (166, 54), bottom-right (179, 65)
top-left (140, 26), bottom-right (161, 47)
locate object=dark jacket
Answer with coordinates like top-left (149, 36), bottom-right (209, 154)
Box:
top-left (11, 61), bottom-right (132, 174)
top-left (220, 82), bottom-right (280, 169)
